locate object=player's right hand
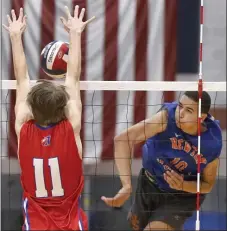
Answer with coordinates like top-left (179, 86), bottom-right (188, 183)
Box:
top-left (60, 5), bottom-right (95, 34)
top-left (101, 185), bottom-right (132, 208)
top-left (2, 8), bottom-right (27, 36)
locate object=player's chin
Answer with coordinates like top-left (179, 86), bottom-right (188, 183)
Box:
top-left (177, 121), bottom-right (188, 132)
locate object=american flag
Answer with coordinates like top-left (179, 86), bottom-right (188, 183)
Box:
top-left (2, 0), bottom-right (177, 164)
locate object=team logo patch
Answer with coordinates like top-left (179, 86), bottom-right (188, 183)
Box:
top-left (41, 135), bottom-right (51, 146)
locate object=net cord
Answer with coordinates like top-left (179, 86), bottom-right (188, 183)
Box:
top-left (196, 1), bottom-right (204, 230)
top-left (1, 80), bottom-right (226, 91)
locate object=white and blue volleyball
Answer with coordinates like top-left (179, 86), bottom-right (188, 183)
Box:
top-left (41, 41), bottom-right (69, 79)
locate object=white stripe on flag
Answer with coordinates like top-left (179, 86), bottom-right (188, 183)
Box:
top-left (147, 0), bottom-right (165, 117)
top-left (84, 0), bottom-right (105, 164)
top-left (24, 0), bottom-right (42, 80)
top-left (116, 0), bottom-right (136, 137)
top-left (54, 0), bottom-right (72, 41)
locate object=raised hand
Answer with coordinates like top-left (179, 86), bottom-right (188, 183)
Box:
top-left (3, 8), bottom-right (27, 36)
top-left (60, 5), bottom-right (95, 33)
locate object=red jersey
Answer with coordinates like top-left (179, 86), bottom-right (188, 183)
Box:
top-left (18, 120), bottom-right (87, 230)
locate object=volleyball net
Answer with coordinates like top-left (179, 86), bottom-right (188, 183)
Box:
top-left (1, 80), bottom-right (226, 230)
top-left (1, 0), bottom-right (226, 229)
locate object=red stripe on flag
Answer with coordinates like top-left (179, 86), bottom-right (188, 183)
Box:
top-left (133, 0), bottom-right (148, 158)
top-left (8, 0), bottom-right (25, 158)
top-left (101, 0), bottom-right (118, 160)
top-left (163, 0), bottom-right (177, 102)
top-left (39, 0), bottom-right (56, 80)
top-left (72, 0), bottom-right (87, 152)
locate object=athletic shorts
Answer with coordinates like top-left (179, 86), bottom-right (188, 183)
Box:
top-left (128, 168), bottom-right (205, 230)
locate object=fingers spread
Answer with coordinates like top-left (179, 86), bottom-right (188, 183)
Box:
top-left (79, 8), bottom-right (85, 20)
top-left (74, 5), bottom-right (79, 18)
top-left (60, 17), bottom-right (67, 26)
top-left (7, 15), bottom-right (12, 25)
top-left (22, 15), bottom-right (27, 25)
top-left (64, 6), bottom-right (72, 19)
top-left (2, 24), bottom-right (9, 31)
top-left (18, 8), bottom-right (24, 21)
top-left (85, 16), bottom-right (96, 25)
top-left (11, 9), bottom-right (17, 21)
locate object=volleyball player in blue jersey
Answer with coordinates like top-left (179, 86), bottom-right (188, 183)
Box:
top-left (102, 91), bottom-right (222, 230)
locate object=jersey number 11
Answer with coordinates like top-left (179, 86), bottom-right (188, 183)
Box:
top-left (33, 157), bottom-right (64, 198)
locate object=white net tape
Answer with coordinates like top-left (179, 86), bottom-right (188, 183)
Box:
top-left (1, 80), bottom-right (227, 91)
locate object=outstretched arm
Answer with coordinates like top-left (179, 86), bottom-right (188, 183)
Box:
top-left (102, 110), bottom-right (168, 207)
top-left (60, 5), bottom-right (95, 133)
top-left (3, 8), bottom-right (31, 135)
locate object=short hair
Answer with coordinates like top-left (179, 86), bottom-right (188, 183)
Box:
top-left (27, 80), bottom-right (69, 125)
top-left (183, 91), bottom-right (211, 114)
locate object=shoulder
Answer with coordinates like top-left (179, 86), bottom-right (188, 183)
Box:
top-left (17, 120), bottom-right (35, 144)
top-left (146, 109), bottom-right (168, 133)
top-left (159, 102), bottom-right (178, 127)
top-left (17, 119), bottom-right (33, 134)
top-left (159, 102), bottom-right (178, 118)
top-left (161, 101), bottom-right (178, 112)
top-left (57, 119), bottom-right (75, 131)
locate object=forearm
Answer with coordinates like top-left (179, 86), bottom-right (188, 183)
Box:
top-left (183, 180), bottom-right (212, 194)
top-left (10, 34), bottom-right (29, 83)
top-left (114, 137), bottom-right (133, 188)
top-left (66, 31), bottom-right (81, 83)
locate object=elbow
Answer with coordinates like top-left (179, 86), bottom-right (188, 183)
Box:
top-left (114, 131), bottom-right (136, 146)
top-left (113, 134), bottom-right (123, 152)
top-left (114, 132), bottom-right (129, 143)
top-left (114, 134), bottom-right (123, 142)
top-left (114, 133), bottom-right (134, 158)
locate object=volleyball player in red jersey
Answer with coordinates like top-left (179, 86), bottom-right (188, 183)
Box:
top-left (3, 6), bottom-right (95, 230)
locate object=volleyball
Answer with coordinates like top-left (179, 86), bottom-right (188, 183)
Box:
top-left (40, 41), bottom-right (69, 79)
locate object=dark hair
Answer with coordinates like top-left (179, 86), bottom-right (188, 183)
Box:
top-left (184, 91), bottom-right (211, 114)
top-left (27, 80), bottom-right (69, 125)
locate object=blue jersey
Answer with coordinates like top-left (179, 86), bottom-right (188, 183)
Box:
top-left (142, 102), bottom-right (222, 192)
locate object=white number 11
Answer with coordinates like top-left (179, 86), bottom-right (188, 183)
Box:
top-left (33, 157), bottom-right (64, 198)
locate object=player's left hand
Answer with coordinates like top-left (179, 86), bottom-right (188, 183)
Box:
top-left (164, 170), bottom-right (184, 191)
top-left (2, 8), bottom-right (27, 36)
top-left (60, 5), bottom-right (95, 34)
